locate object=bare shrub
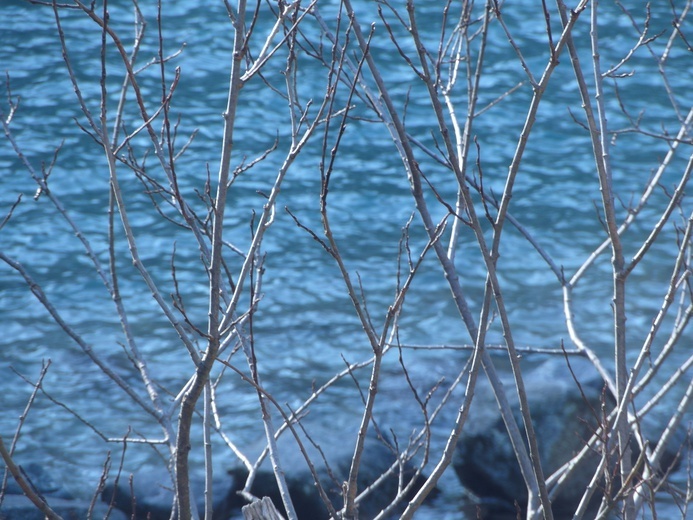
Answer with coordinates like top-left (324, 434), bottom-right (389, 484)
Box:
top-left (1, 1), bottom-right (692, 519)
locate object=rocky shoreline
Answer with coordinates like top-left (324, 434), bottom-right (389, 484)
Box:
top-left (2, 359), bottom-right (687, 519)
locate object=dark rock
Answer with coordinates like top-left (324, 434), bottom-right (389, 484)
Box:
top-left (225, 432), bottom-right (433, 520)
top-left (453, 358), bottom-right (690, 519)
top-left (453, 357), bottom-right (607, 517)
top-left (100, 433), bottom-right (434, 520)
top-left (635, 409), bottom-right (689, 478)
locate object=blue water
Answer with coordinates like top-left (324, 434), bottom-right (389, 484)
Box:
top-left (1, 1), bottom-right (692, 518)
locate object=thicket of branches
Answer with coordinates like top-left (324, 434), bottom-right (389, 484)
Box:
top-left (2, 0), bottom-right (693, 519)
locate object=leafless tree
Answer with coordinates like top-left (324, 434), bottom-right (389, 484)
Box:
top-left (1, 1), bottom-right (692, 519)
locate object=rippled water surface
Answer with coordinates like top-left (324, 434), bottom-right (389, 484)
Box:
top-left (1, 1), bottom-right (692, 518)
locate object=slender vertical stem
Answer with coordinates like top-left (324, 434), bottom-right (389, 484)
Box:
top-left (589, 3), bottom-right (633, 514)
top-left (558, 1), bottom-right (634, 514)
top-left (175, 1), bottom-right (247, 517)
top-left (203, 382), bottom-right (214, 520)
